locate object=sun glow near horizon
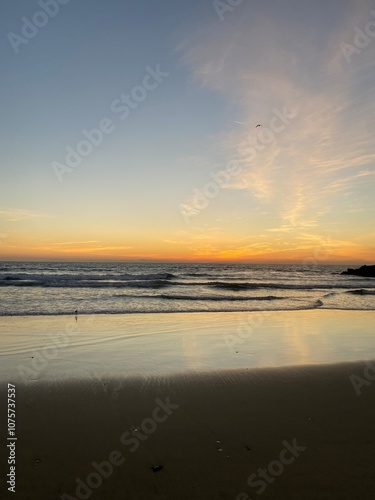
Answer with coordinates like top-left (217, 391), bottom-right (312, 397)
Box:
top-left (0, 227), bottom-right (373, 264)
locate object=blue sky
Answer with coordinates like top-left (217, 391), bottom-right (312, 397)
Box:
top-left (1, 0), bottom-right (375, 262)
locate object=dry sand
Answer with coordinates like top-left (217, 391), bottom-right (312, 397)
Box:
top-left (1, 361), bottom-right (375, 499)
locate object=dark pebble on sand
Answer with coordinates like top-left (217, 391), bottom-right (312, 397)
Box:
top-left (151, 465), bottom-right (164, 472)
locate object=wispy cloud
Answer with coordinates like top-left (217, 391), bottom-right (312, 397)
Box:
top-left (47, 240), bottom-right (101, 247)
top-left (179, 0), bottom-right (375, 238)
top-left (33, 243), bottom-right (133, 254)
top-left (0, 208), bottom-right (53, 222)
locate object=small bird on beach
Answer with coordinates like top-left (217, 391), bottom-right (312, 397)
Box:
top-left (255, 124), bottom-right (263, 128)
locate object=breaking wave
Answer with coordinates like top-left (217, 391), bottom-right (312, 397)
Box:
top-left (113, 293), bottom-right (286, 302)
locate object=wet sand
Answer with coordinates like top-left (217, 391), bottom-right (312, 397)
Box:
top-left (1, 310), bottom-right (375, 381)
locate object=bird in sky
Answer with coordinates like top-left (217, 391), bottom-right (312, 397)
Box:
top-left (255, 124), bottom-right (263, 128)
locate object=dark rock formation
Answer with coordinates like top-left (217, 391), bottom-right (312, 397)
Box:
top-left (341, 265), bottom-right (375, 277)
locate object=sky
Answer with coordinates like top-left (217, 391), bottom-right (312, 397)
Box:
top-left (1, 0), bottom-right (375, 263)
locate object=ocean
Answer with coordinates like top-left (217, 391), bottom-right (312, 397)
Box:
top-left (0, 262), bottom-right (374, 316)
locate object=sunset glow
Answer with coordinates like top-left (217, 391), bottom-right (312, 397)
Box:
top-left (1, 0), bottom-right (375, 263)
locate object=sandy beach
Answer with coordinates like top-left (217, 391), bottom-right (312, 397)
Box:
top-left (1, 311), bottom-right (375, 499)
top-left (1, 362), bottom-right (375, 499)
top-left (1, 310), bottom-right (375, 381)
